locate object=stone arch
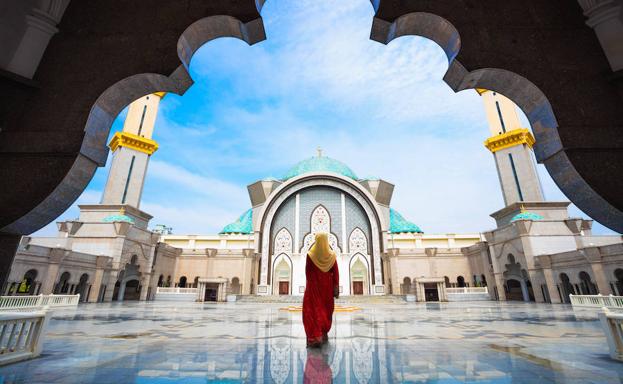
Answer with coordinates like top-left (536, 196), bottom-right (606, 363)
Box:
top-left (231, 277), bottom-right (241, 295)
top-left (272, 254), bottom-right (292, 296)
top-left (157, 274), bottom-right (164, 287)
top-left (402, 277), bottom-right (412, 295)
top-left (18, 269), bottom-right (38, 295)
top-left (55, 271), bottom-right (71, 294)
top-left (179, 276), bottom-right (187, 288)
top-left (76, 273), bottom-right (90, 301)
top-left (257, 174), bottom-right (385, 290)
top-left (579, 271), bottom-right (597, 295)
top-left (349, 253), bottom-right (371, 296)
top-left (370, 11), bottom-right (623, 232)
top-left (272, 227), bottom-right (293, 256)
top-left (4, 14), bottom-right (268, 234)
top-left (457, 275), bottom-right (465, 288)
top-left (300, 204), bottom-right (341, 257)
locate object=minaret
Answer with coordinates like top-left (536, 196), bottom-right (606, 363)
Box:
top-left (101, 93), bottom-right (162, 209)
top-left (478, 89), bottom-right (544, 206)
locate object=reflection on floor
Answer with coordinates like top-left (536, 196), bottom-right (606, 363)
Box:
top-left (0, 301), bottom-right (620, 383)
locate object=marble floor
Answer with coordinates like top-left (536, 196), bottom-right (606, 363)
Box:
top-left (0, 301), bottom-right (620, 383)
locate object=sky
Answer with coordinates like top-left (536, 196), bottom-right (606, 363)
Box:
top-left (34, 0), bottom-right (618, 237)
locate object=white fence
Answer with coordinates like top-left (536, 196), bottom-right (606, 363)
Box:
top-left (570, 294), bottom-right (623, 309)
top-left (0, 308), bottom-right (50, 365)
top-left (599, 308), bottom-right (623, 361)
top-left (155, 287), bottom-right (198, 294)
top-left (446, 287), bottom-right (488, 294)
top-left (0, 295), bottom-right (80, 311)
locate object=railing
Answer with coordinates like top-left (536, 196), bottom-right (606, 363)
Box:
top-left (570, 294), bottom-right (623, 309)
top-left (0, 308), bottom-right (50, 366)
top-left (155, 287), bottom-right (198, 294)
top-left (0, 295), bottom-right (80, 311)
top-left (599, 308), bottom-right (623, 361)
top-left (446, 287), bottom-right (489, 294)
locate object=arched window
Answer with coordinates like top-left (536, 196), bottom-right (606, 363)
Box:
top-left (76, 273), bottom-right (89, 301)
top-left (18, 269), bottom-right (38, 295)
top-left (560, 273), bottom-right (575, 303)
top-left (166, 275), bottom-right (171, 287)
top-left (457, 276), bottom-right (465, 288)
top-left (402, 277), bottom-right (412, 295)
top-left (130, 254), bottom-right (138, 265)
top-left (56, 272), bottom-right (71, 294)
top-left (231, 277), bottom-right (241, 295)
top-left (444, 276), bottom-right (450, 288)
top-left (157, 275), bottom-right (164, 287)
top-left (481, 274), bottom-right (487, 287)
top-left (615, 269), bottom-right (623, 295)
top-left (179, 276), bottom-right (187, 288)
top-left (579, 271), bottom-right (597, 295)
top-left (194, 276), bottom-right (199, 288)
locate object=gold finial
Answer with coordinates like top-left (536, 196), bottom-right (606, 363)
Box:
top-left (317, 146), bottom-right (323, 157)
top-left (520, 204), bottom-right (526, 213)
top-left (120, 207), bottom-right (126, 215)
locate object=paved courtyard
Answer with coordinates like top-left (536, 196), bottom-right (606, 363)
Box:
top-left (0, 301), bottom-right (621, 383)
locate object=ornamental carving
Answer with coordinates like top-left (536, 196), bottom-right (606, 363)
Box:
top-left (273, 228), bottom-right (292, 255)
top-left (349, 228), bottom-right (368, 254)
top-left (311, 205), bottom-right (330, 234)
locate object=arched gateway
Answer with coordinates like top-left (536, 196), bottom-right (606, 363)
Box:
top-left (252, 155), bottom-right (393, 296)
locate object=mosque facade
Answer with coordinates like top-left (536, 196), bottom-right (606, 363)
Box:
top-left (6, 91), bottom-right (623, 304)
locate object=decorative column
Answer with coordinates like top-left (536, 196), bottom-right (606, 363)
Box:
top-left (494, 273), bottom-right (507, 301)
top-left (5, 0), bottom-right (71, 78)
top-left (87, 255), bottom-right (108, 302)
top-left (40, 247), bottom-right (65, 294)
top-left (584, 247), bottom-right (613, 294)
top-left (578, 0), bottom-right (623, 71)
top-left (520, 279), bottom-right (530, 302)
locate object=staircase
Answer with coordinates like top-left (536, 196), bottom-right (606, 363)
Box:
top-left (235, 295), bottom-right (407, 304)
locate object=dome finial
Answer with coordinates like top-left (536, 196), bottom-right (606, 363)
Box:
top-left (316, 146), bottom-right (323, 157)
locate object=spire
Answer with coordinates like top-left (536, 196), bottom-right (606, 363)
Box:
top-left (317, 146), bottom-right (323, 157)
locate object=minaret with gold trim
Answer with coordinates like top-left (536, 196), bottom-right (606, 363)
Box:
top-left (101, 93), bottom-right (163, 208)
top-left (478, 89), bottom-right (544, 206)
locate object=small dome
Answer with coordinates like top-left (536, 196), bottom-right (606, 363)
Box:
top-left (283, 156), bottom-right (358, 181)
top-left (389, 208), bottom-right (423, 234)
top-left (103, 214), bottom-right (135, 224)
top-left (220, 209), bottom-right (253, 234)
top-left (510, 211), bottom-right (544, 222)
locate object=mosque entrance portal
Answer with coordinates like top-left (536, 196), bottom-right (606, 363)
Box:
top-left (204, 283), bottom-right (219, 302)
top-left (424, 283), bottom-right (439, 302)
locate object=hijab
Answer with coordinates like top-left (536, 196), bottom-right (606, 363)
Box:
top-left (307, 232), bottom-right (336, 272)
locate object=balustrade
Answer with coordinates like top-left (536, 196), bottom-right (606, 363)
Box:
top-left (0, 308), bottom-right (50, 365)
top-left (0, 295), bottom-right (79, 311)
top-left (570, 294), bottom-right (623, 309)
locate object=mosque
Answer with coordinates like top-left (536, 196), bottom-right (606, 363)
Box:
top-left (6, 90), bottom-right (623, 304)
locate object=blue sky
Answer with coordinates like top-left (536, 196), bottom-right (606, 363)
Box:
top-left (35, 0), bottom-right (618, 236)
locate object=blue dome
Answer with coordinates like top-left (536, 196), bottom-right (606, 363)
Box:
top-left (389, 208), bottom-right (423, 234)
top-left (103, 214), bottom-right (135, 224)
top-left (283, 156), bottom-right (358, 181)
top-left (220, 209), bottom-right (253, 234)
top-left (510, 211), bottom-right (544, 222)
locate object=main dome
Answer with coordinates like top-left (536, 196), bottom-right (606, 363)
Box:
top-left (282, 156), bottom-right (358, 181)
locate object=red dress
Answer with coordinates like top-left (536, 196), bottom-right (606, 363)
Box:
top-left (302, 255), bottom-right (339, 344)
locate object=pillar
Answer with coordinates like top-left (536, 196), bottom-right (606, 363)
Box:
top-left (5, 1), bottom-right (71, 78)
top-left (578, 0), bottom-right (623, 71)
top-left (494, 273), bottom-right (507, 301)
top-left (590, 262), bottom-right (613, 295)
top-left (527, 271), bottom-right (546, 303)
top-left (87, 256), bottom-right (107, 303)
top-left (117, 280), bottom-right (127, 301)
top-left (520, 279), bottom-right (530, 302)
top-left (40, 248), bottom-right (64, 294)
top-left (140, 275), bottom-right (150, 301)
top-left (0, 234), bottom-right (20, 293)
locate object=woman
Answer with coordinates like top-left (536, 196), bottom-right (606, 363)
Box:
top-left (303, 232), bottom-right (339, 348)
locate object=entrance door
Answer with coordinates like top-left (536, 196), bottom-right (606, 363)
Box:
top-left (424, 283), bottom-right (439, 302)
top-left (279, 281), bottom-right (289, 295)
top-left (204, 283), bottom-right (219, 301)
top-left (352, 281), bottom-right (364, 295)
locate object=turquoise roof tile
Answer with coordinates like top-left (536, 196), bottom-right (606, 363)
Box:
top-left (103, 214), bottom-right (135, 224)
top-left (510, 211), bottom-right (544, 222)
top-left (389, 208), bottom-right (423, 234)
top-left (282, 156), bottom-right (357, 181)
top-left (220, 209), bottom-right (253, 234)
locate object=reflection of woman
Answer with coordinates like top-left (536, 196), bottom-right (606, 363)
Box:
top-left (304, 348), bottom-right (333, 383)
top-left (303, 232), bottom-right (339, 348)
